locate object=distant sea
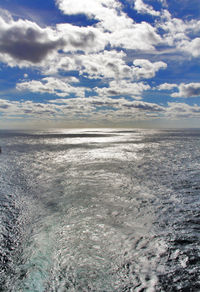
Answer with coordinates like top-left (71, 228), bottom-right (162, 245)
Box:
top-left (0, 129), bottom-right (200, 291)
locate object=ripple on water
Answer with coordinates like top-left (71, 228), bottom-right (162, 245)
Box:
top-left (0, 129), bottom-right (200, 291)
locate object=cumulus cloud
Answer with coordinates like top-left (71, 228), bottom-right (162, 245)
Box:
top-left (171, 83), bottom-right (200, 98)
top-left (3, 97), bottom-right (163, 121)
top-left (178, 38), bottom-right (200, 57)
top-left (158, 10), bottom-right (200, 57)
top-left (1, 0), bottom-right (200, 128)
top-left (16, 77), bottom-right (87, 98)
top-left (50, 96), bottom-right (164, 114)
top-left (75, 50), bottom-right (131, 80)
top-left (57, 23), bottom-right (108, 52)
top-left (0, 99), bottom-right (16, 111)
top-left (95, 80), bottom-right (150, 99)
top-left (132, 59), bottom-right (167, 80)
top-left (56, 0), bottom-right (161, 51)
top-left (157, 82), bottom-right (200, 98)
top-left (0, 99), bottom-right (60, 118)
top-left (0, 14), bottom-right (65, 66)
top-left (1, 0), bottom-right (200, 74)
top-left (56, 0), bottom-right (133, 32)
top-left (157, 83), bottom-right (178, 90)
top-left (67, 52), bottom-right (167, 81)
top-left (134, 0), bottom-right (160, 16)
top-left (0, 11), bottom-right (108, 68)
top-left (1, 96), bottom-right (200, 123)
top-left (16, 72), bottom-right (152, 102)
top-left (160, 0), bottom-right (167, 7)
top-left (120, 100), bottom-right (164, 112)
top-left (110, 22), bottom-right (161, 51)
top-left (73, 51), bottom-right (166, 80)
top-left (0, 8), bottom-right (13, 22)
top-left (166, 102), bottom-right (200, 118)
top-left (56, 0), bottom-right (119, 19)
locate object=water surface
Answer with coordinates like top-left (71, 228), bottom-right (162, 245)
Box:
top-left (0, 129), bottom-right (200, 291)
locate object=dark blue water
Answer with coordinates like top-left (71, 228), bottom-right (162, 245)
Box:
top-left (0, 128), bottom-right (200, 291)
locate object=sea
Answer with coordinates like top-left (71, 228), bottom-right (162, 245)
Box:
top-left (0, 128), bottom-right (200, 292)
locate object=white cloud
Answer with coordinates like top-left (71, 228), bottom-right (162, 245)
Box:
top-left (157, 82), bottom-right (200, 98)
top-left (16, 56), bottom-right (165, 101)
top-left (0, 99), bottom-right (17, 111)
top-left (1, 0), bottom-right (200, 75)
top-left (1, 97), bottom-right (200, 123)
top-left (158, 10), bottom-right (200, 58)
top-left (96, 8), bottom-right (134, 32)
top-left (1, 1), bottom-right (200, 129)
top-left (0, 8), bottom-right (13, 22)
top-left (77, 50), bottom-right (130, 79)
top-left (178, 38), bottom-right (200, 57)
top-left (171, 83), bottom-right (200, 98)
top-left (134, 0), bottom-right (160, 16)
top-left (56, 0), bottom-right (133, 32)
top-left (0, 13), bottom-right (65, 67)
top-left (43, 54), bottom-right (78, 75)
top-left (58, 52), bottom-right (167, 82)
top-left (120, 99), bottom-right (164, 112)
top-left (157, 83), bottom-right (178, 90)
top-left (0, 99), bottom-right (61, 118)
top-left (132, 59), bottom-right (167, 80)
top-left (166, 102), bottom-right (200, 118)
top-left (49, 96), bottom-right (164, 115)
top-left (75, 51), bottom-right (167, 80)
top-left (95, 80), bottom-right (150, 99)
top-left (57, 23), bottom-right (108, 52)
top-left (56, 0), bottom-right (161, 51)
top-left (16, 77), bottom-right (87, 98)
top-left (159, 0), bottom-right (167, 8)
top-left (110, 22), bottom-right (161, 50)
top-left (0, 11), bottom-right (108, 69)
top-left (56, 0), bottom-right (119, 19)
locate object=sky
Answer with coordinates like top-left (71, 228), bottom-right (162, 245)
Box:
top-left (0, 0), bottom-right (200, 129)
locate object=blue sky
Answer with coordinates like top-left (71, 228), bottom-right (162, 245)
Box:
top-left (0, 0), bottom-right (200, 128)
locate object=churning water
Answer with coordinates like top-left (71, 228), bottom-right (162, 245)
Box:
top-left (0, 128), bottom-right (200, 291)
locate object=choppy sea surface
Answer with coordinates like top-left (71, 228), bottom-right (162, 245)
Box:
top-left (0, 128), bottom-right (200, 292)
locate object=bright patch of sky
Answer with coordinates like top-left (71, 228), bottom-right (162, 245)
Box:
top-left (0, 0), bottom-right (200, 128)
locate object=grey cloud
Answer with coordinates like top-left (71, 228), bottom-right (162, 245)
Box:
top-left (0, 99), bottom-right (13, 111)
top-left (106, 62), bottom-right (119, 74)
top-left (192, 107), bottom-right (200, 113)
top-left (107, 89), bottom-right (120, 95)
top-left (184, 87), bottom-right (200, 97)
top-left (2, 96), bottom-right (200, 122)
top-left (69, 31), bottom-right (95, 49)
top-left (0, 26), bottom-right (65, 63)
top-left (166, 102), bottom-right (200, 119)
top-left (0, 104), bottom-right (10, 109)
top-left (122, 101), bottom-right (164, 112)
top-left (171, 83), bottom-right (200, 98)
top-left (24, 109), bottom-right (34, 114)
top-left (91, 99), bottom-right (118, 107)
top-left (96, 80), bottom-right (150, 99)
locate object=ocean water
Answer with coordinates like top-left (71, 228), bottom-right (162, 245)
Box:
top-left (0, 128), bottom-right (200, 292)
